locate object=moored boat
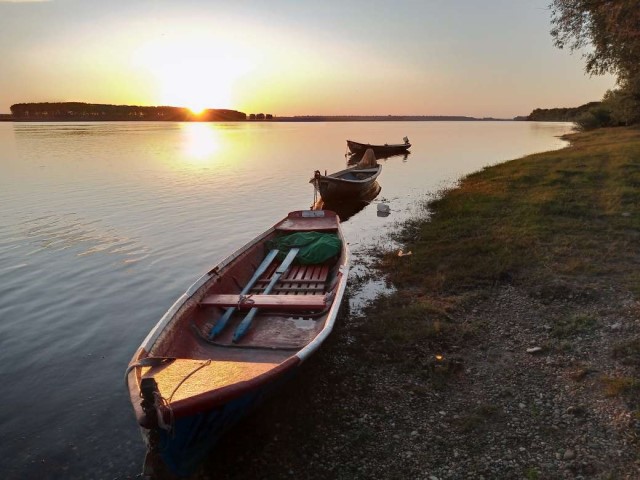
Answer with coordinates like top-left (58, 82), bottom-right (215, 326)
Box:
top-left (311, 149), bottom-right (382, 202)
top-left (125, 210), bottom-right (349, 477)
top-left (312, 181), bottom-right (382, 222)
top-left (346, 136), bottom-right (411, 156)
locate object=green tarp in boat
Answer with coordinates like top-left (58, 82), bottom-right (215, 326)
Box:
top-left (267, 232), bottom-right (341, 265)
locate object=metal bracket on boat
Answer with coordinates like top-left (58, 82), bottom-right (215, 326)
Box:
top-left (140, 377), bottom-right (172, 431)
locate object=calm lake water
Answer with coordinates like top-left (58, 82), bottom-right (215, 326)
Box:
top-left (0, 120), bottom-right (573, 479)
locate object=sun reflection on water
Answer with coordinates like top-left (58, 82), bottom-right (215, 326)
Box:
top-left (181, 123), bottom-right (221, 162)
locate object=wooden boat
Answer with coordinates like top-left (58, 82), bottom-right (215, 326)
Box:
top-left (346, 136), bottom-right (411, 156)
top-left (125, 210), bottom-right (349, 477)
top-left (311, 149), bottom-right (381, 202)
top-left (312, 182), bottom-right (382, 222)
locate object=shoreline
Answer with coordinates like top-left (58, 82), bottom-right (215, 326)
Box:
top-left (1, 117), bottom-right (518, 123)
top-left (197, 127), bottom-right (640, 479)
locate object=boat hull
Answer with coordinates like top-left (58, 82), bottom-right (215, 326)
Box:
top-left (145, 361), bottom-right (298, 476)
top-left (313, 165), bottom-right (382, 202)
top-left (316, 177), bottom-right (379, 201)
top-left (312, 182), bottom-right (381, 221)
top-left (346, 139), bottom-right (411, 156)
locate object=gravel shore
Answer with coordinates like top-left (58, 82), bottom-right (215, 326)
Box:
top-left (199, 276), bottom-right (640, 479)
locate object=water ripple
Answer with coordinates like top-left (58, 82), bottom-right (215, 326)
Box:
top-left (16, 213), bottom-right (151, 262)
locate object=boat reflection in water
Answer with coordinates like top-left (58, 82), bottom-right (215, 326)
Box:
top-left (312, 181), bottom-right (382, 222)
top-left (347, 150), bottom-right (409, 166)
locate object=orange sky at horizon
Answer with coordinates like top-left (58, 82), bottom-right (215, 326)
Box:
top-left (0, 0), bottom-right (617, 118)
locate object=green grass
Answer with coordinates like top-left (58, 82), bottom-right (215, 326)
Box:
top-left (551, 313), bottom-right (599, 338)
top-left (364, 126), bottom-right (640, 386)
top-left (382, 127), bottom-right (640, 293)
top-left (601, 376), bottom-right (640, 397)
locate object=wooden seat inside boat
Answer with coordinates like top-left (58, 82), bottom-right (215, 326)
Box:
top-left (251, 262), bottom-right (330, 296)
top-left (199, 254), bottom-right (334, 344)
top-left (200, 293), bottom-right (327, 311)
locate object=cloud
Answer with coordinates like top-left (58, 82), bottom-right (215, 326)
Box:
top-left (0, 0), bottom-right (52, 3)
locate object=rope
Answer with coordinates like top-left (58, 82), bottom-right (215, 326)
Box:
top-left (312, 176), bottom-right (319, 208)
top-left (167, 359), bottom-right (212, 403)
top-left (154, 391), bottom-right (174, 434)
top-left (124, 357), bottom-right (176, 386)
top-left (237, 294), bottom-right (255, 309)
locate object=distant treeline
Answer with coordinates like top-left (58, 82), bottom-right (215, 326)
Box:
top-left (526, 102), bottom-right (601, 122)
top-left (9, 103), bottom-right (247, 121)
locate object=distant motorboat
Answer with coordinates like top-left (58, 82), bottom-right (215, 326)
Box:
top-left (346, 136), bottom-right (411, 157)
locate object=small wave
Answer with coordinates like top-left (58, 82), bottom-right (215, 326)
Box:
top-left (19, 213), bottom-right (151, 263)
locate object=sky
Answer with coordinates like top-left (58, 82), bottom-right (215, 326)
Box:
top-left (0, 0), bottom-right (616, 118)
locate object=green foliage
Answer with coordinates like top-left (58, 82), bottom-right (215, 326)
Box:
top-left (9, 102), bottom-right (247, 121)
top-left (525, 467), bottom-right (540, 480)
top-left (602, 85), bottom-right (640, 126)
top-left (551, 0), bottom-right (640, 78)
top-left (527, 102), bottom-right (600, 122)
top-left (575, 107), bottom-right (613, 131)
top-left (550, 0), bottom-right (640, 126)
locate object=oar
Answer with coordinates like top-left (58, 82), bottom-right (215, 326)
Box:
top-left (208, 249), bottom-right (279, 339)
top-left (232, 247), bottom-right (300, 343)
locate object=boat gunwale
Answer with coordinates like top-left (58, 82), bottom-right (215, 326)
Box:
top-left (317, 164), bottom-right (382, 185)
top-left (346, 139), bottom-right (411, 150)
top-left (137, 225), bottom-right (277, 354)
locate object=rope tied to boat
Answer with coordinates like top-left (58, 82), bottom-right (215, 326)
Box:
top-left (124, 356), bottom-right (176, 385)
top-left (138, 359), bottom-right (213, 437)
top-left (167, 359), bottom-right (212, 403)
top-left (237, 294), bottom-right (255, 309)
top-left (154, 390), bottom-right (174, 433)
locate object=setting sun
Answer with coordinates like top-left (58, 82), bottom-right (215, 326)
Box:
top-left (188, 106), bottom-right (206, 116)
top-left (132, 33), bottom-right (255, 110)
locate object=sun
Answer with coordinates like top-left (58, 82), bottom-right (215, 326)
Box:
top-left (188, 105), bottom-right (207, 116)
top-left (133, 34), bottom-right (254, 111)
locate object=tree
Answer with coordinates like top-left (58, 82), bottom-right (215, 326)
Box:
top-left (550, 0), bottom-right (640, 77)
top-left (550, 0), bottom-right (640, 123)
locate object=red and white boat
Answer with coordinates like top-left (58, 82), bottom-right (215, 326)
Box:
top-left (125, 210), bottom-right (349, 477)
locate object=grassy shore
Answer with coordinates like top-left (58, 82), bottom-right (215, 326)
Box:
top-left (201, 127), bottom-right (640, 480)
top-left (374, 126), bottom-right (640, 364)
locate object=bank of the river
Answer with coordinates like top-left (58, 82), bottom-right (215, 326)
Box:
top-left (198, 127), bottom-right (640, 480)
